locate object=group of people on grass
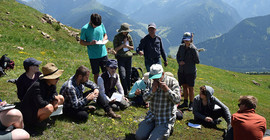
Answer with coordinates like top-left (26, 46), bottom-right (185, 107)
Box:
top-left (0, 13), bottom-right (269, 140)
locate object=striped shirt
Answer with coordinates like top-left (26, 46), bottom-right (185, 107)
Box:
top-left (143, 75), bottom-right (181, 125)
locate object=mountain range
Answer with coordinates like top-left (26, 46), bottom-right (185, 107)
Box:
top-left (197, 14), bottom-right (270, 72)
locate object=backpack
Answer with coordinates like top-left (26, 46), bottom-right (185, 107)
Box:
top-left (131, 67), bottom-right (143, 85)
top-left (0, 54), bottom-right (15, 77)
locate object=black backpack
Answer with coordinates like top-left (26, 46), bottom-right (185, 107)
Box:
top-left (131, 67), bottom-right (143, 85)
top-left (0, 54), bottom-right (15, 77)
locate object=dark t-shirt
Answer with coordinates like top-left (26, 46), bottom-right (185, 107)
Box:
top-left (16, 72), bottom-right (41, 101)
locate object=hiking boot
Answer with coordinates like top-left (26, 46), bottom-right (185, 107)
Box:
top-left (107, 108), bottom-right (121, 119)
top-left (188, 102), bottom-right (193, 111)
top-left (214, 118), bottom-right (222, 125)
top-left (178, 100), bottom-right (188, 108)
top-left (85, 105), bottom-right (96, 112)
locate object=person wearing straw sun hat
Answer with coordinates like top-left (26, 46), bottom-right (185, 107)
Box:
top-left (113, 23), bottom-right (134, 96)
top-left (20, 63), bottom-right (64, 126)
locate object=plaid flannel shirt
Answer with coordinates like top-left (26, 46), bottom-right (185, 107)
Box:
top-left (143, 75), bottom-right (181, 125)
top-left (60, 76), bottom-right (98, 109)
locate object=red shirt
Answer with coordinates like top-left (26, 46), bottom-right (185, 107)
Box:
top-left (231, 109), bottom-right (266, 140)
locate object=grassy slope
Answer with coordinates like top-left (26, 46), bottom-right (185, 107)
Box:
top-left (0, 0), bottom-right (269, 139)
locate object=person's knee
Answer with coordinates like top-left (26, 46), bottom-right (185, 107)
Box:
top-left (44, 104), bottom-right (54, 114)
top-left (11, 129), bottom-right (30, 140)
top-left (6, 109), bottom-right (23, 123)
top-left (135, 131), bottom-right (149, 140)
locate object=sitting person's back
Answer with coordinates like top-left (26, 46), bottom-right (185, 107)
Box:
top-left (231, 95), bottom-right (266, 140)
top-left (16, 58), bottom-right (42, 101)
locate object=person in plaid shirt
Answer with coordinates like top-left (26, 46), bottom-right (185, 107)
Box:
top-left (60, 66), bottom-right (121, 122)
top-left (135, 64), bottom-right (181, 139)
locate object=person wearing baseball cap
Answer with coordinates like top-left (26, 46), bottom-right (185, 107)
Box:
top-left (177, 32), bottom-right (200, 111)
top-left (113, 23), bottom-right (134, 95)
top-left (136, 23), bottom-right (168, 72)
top-left (20, 63), bottom-right (64, 126)
top-left (97, 59), bottom-right (130, 115)
top-left (16, 58), bottom-right (42, 101)
top-left (136, 64), bottom-right (181, 139)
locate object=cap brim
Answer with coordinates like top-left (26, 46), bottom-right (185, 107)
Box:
top-left (117, 29), bottom-right (133, 32)
top-left (148, 26), bottom-right (156, 29)
top-left (34, 60), bottom-right (42, 65)
top-left (40, 70), bottom-right (64, 79)
top-left (149, 73), bottom-right (162, 79)
top-left (183, 38), bottom-right (191, 41)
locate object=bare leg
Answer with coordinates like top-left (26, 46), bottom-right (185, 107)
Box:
top-left (188, 86), bottom-right (194, 102)
top-left (11, 129), bottom-right (30, 139)
top-left (182, 84), bottom-right (189, 100)
top-left (94, 73), bottom-right (99, 84)
top-left (0, 109), bottom-right (24, 128)
top-left (37, 104), bottom-right (54, 121)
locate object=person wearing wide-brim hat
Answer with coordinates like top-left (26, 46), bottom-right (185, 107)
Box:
top-left (113, 23), bottom-right (134, 96)
top-left (20, 63), bottom-right (65, 126)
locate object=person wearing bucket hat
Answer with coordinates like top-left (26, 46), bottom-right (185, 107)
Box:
top-left (16, 58), bottom-right (42, 101)
top-left (97, 59), bottom-right (130, 112)
top-left (135, 64), bottom-right (180, 140)
top-left (20, 63), bottom-right (64, 126)
top-left (177, 32), bottom-right (200, 111)
top-left (113, 23), bottom-right (134, 95)
top-left (80, 13), bottom-right (109, 84)
top-left (136, 22), bottom-right (168, 72)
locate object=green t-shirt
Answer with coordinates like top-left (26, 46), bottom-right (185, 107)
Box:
top-left (80, 23), bottom-right (107, 59)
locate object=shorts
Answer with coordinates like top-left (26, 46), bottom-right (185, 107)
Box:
top-left (0, 121), bottom-right (12, 140)
top-left (90, 56), bottom-right (108, 74)
top-left (178, 72), bottom-right (196, 87)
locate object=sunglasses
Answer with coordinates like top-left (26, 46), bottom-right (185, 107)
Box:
top-left (110, 67), bottom-right (117, 70)
top-left (238, 103), bottom-right (241, 107)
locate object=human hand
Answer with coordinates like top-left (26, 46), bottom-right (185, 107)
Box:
top-left (0, 101), bottom-right (7, 106)
top-left (86, 92), bottom-right (98, 101)
top-left (110, 99), bottom-right (116, 103)
top-left (124, 97), bottom-right (129, 102)
top-left (138, 51), bottom-right (144, 56)
top-left (90, 40), bottom-right (97, 45)
top-left (164, 61), bottom-right (168, 67)
top-left (135, 89), bottom-right (141, 95)
top-left (159, 81), bottom-right (169, 92)
top-left (179, 61), bottom-right (185, 66)
top-left (205, 117), bottom-right (213, 122)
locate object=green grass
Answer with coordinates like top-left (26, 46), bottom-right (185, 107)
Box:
top-left (1, 0), bottom-right (270, 139)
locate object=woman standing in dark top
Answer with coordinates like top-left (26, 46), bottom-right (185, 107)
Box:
top-left (113, 23), bottom-right (134, 95)
top-left (20, 63), bottom-right (64, 125)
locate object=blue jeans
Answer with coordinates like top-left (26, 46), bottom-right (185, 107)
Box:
top-left (135, 119), bottom-right (174, 140)
top-left (145, 58), bottom-right (161, 72)
top-left (117, 57), bottom-right (132, 95)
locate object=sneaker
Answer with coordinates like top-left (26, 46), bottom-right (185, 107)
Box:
top-left (107, 108), bottom-right (121, 119)
top-left (178, 102), bottom-right (188, 108)
top-left (188, 102), bottom-right (193, 111)
top-left (85, 105), bottom-right (96, 112)
top-left (214, 118), bottom-right (222, 125)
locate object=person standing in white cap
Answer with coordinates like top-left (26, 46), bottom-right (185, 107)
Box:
top-left (177, 32), bottom-right (200, 111)
top-left (135, 64), bottom-right (180, 140)
top-left (136, 23), bottom-right (168, 72)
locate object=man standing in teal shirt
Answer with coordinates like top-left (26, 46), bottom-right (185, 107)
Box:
top-left (80, 13), bottom-right (108, 83)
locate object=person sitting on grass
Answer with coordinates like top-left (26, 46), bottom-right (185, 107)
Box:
top-left (128, 72), bottom-right (150, 108)
top-left (60, 65), bottom-right (121, 122)
top-left (0, 101), bottom-right (30, 140)
top-left (193, 85), bottom-right (231, 127)
top-left (20, 63), bottom-right (64, 126)
top-left (16, 58), bottom-right (42, 101)
top-left (135, 64), bottom-right (181, 140)
top-left (231, 95), bottom-right (267, 140)
top-left (97, 59), bottom-right (130, 112)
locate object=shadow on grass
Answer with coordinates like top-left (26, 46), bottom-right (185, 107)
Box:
top-left (124, 133), bottom-right (136, 140)
top-left (187, 119), bottom-right (225, 132)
